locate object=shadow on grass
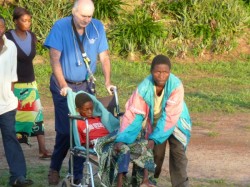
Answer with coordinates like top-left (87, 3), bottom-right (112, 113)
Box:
top-left (186, 92), bottom-right (250, 113)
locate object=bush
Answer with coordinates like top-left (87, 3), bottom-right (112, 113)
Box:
top-left (158, 0), bottom-right (250, 56)
top-left (93, 0), bottom-right (125, 21)
top-left (1, 0), bottom-right (73, 54)
top-left (108, 6), bottom-right (167, 60)
top-left (1, 0), bottom-right (250, 59)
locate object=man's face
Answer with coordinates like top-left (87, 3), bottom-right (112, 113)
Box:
top-left (0, 19), bottom-right (6, 39)
top-left (72, 2), bottom-right (94, 29)
top-left (151, 64), bottom-right (171, 87)
top-left (76, 101), bottom-right (94, 118)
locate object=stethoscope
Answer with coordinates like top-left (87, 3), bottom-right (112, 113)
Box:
top-left (85, 21), bottom-right (100, 44)
top-left (72, 20), bottom-right (100, 66)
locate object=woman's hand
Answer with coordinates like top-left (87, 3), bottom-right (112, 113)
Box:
top-left (114, 142), bottom-right (124, 153)
top-left (147, 140), bottom-right (155, 150)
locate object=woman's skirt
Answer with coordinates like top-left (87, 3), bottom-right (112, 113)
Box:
top-left (14, 81), bottom-right (45, 144)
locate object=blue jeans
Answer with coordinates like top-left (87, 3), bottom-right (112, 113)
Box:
top-left (49, 75), bottom-right (91, 180)
top-left (0, 109), bottom-right (27, 185)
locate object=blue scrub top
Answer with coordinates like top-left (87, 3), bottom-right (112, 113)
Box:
top-left (44, 16), bottom-right (108, 82)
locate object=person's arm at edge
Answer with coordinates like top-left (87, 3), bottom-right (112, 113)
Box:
top-left (11, 40), bottom-right (18, 91)
top-left (115, 89), bottom-right (145, 144)
top-left (99, 50), bottom-right (115, 94)
top-left (49, 48), bottom-right (68, 89)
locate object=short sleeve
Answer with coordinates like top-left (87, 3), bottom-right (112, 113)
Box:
top-left (44, 21), bottom-right (63, 52)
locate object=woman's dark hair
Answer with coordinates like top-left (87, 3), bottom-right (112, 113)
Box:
top-left (0, 15), bottom-right (5, 23)
top-left (75, 93), bottom-right (93, 108)
top-left (13, 7), bottom-right (31, 21)
top-left (150, 54), bottom-right (171, 72)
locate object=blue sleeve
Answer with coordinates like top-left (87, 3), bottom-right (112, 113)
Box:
top-left (115, 115), bottom-right (144, 144)
top-left (96, 21), bottom-right (108, 53)
top-left (149, 115), bottom-right (175, 144)
top-left (44, 21), bottom-right (63, 51)
top-left (148, 102), bottom-right (176, 144)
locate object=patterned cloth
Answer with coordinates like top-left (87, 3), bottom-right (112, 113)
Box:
top-left (14, 81), bottom-right (45, 144)
top-left (94, 131), bottom-right (155, 187)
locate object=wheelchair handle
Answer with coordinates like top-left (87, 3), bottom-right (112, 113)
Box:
top-left (112, 87), bottom-right (120, 117)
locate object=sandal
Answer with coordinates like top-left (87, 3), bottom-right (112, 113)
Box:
top-left (39, 151), bottom-right (52, 160)
top-left (140, 183), bottom-right (156, 187)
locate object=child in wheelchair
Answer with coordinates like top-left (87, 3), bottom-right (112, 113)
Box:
top-left (74, 92), bottom-right (156, 187)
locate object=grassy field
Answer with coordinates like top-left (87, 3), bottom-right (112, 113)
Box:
top-left (34, 57), bottom-right (250, 115)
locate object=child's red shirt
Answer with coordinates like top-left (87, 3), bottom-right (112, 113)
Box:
top-left (77, 117), bottom-right (109, 145)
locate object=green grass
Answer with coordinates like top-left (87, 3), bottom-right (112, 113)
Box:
top-left (0, 166), bottom-right (246, 187)
top-left (96, 60), bottom-right (250, 114)
top-left (34, 59), bottom-right (250, 114)
top-left (0, 165), bottom-right (245, 187)
top-left (207, 131), bottom-right (220, 137)
top-left (0, 165), bottom-right (68, 187)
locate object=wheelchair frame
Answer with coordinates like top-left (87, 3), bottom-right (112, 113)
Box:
top-left (61, 88), bottom-right (120, 187)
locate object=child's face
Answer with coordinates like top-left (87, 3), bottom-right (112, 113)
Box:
top-left (77, 101), bottom-right (94, 118)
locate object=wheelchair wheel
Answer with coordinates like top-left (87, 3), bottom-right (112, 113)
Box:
top-left (61, 178), bottom-right (71, 187)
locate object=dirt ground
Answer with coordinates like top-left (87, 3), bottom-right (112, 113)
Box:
top-left (1, 102), bottom-right (250, 187)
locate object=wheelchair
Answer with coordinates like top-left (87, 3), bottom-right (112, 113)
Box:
top-left (61, 88), bottom-right (121, 187)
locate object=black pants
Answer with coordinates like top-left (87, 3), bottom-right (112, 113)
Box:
top-left (49, 75), bottom-right (91, 180)
top-left (153, 135), bottom-right (189, 187)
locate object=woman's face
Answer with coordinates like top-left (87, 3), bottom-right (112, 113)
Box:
top-left (15, 14), bottom-right (32, 31)
top-left (151, 64), bottom-right (171, 87)
top-left (77, 101), bottom-right (94, 118)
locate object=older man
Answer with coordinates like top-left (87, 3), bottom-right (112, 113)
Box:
top-left (44, 0), bottom-right (116, 185)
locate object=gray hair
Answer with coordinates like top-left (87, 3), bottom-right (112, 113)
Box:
top-left (73, 0), bottom-right (94, 11)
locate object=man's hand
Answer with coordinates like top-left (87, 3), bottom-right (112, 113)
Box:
top-left (114, 142), bottom-right (124, 153)
top-left (60, 87), bottom-right (72, 96)
top-left (147, 140), bottom-right (155, 150)
top-left (106, 85), bottom-right (117, 95)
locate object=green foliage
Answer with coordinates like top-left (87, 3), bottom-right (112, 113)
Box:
top-left (159, 0), bottom-right (250, 55)
top-left (1, 0), bottom-right (250, 58)
top-left (242, 0), bottom-right (250, 4)
top-left (2, 0), bottom-right (73, 53)
top-left (93, 0), bottom-right (125, 21)
top-left (108, 7), bottom-right (166, 59)
top-left (34, 62), bottom-right (52, 97)
top-left (17, 0), bottom-right (72, 43)
top-left (0, 5), bottom-right (14, 30)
